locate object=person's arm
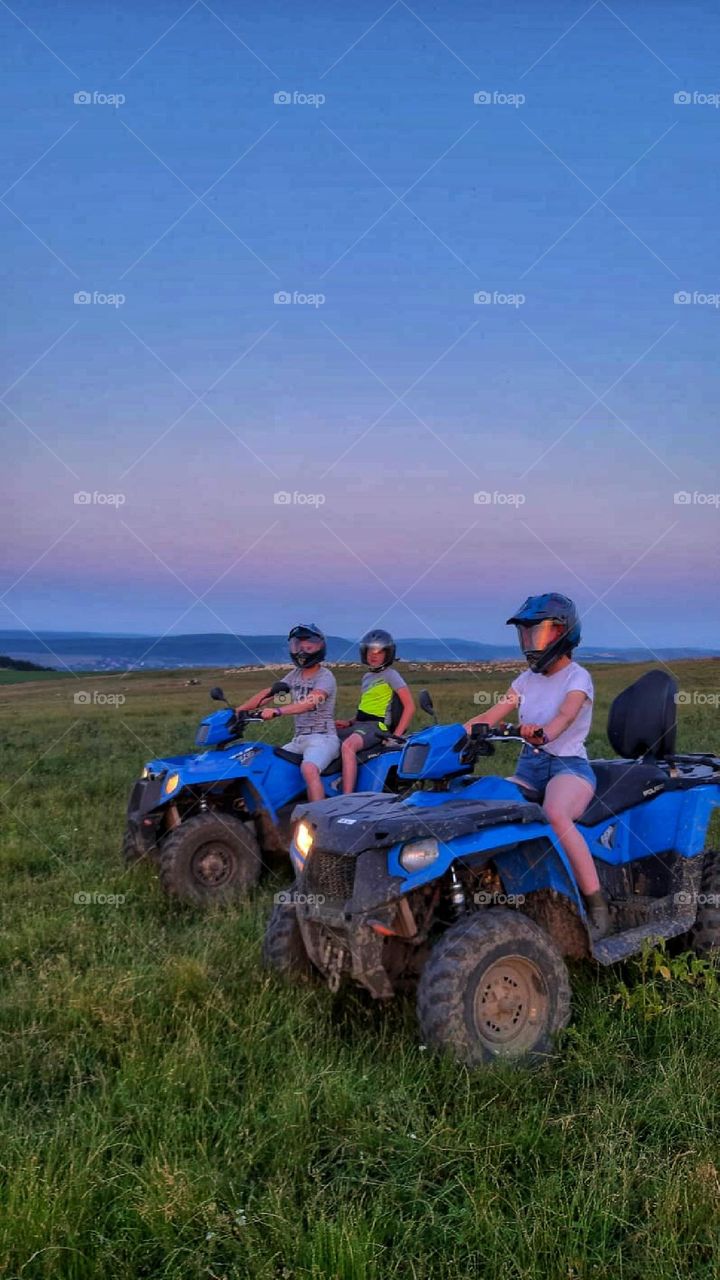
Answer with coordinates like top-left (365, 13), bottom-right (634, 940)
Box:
top-left (463, 688), bottom-right (519, 734)
top-left (236, 686), bottom-right (272, 712)
top-left (541, 689), bottom-right (589, 743)
top-left (260, 690), bottom-right (329, 720)
top-left (393, 686), bottom-right (415, 736)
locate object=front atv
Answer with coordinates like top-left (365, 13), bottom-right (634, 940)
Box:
top-left (266, 672), bottom-right (720, 1067)
top-left (123, 683), bottom-right (412, 906)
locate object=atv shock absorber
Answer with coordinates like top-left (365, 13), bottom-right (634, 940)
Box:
top-left (449, 865), bottom-right (466, 916)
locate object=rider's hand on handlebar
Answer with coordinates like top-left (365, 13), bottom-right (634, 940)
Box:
top-left (520, 723), bottom-right (547, 744)
top-left (260, 707), bottom-right (280, 721)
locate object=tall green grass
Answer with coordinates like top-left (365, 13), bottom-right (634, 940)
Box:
top-left (2, 662), bottom-right (720, 1278)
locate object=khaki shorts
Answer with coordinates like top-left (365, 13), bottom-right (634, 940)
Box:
top-left (283, 733), bottom-right (340, 771)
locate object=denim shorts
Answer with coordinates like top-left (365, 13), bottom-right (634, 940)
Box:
top-left (512, 746), bottom-right (596, 797)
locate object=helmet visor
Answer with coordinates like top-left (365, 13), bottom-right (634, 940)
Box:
top-left (517, 620), bottom-right (564, 653)
top-left (289, 635), bottom-right (324, 660)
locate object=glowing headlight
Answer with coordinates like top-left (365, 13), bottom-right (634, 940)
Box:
top-left (295, 820), bottom-right (314, 857)
top-left (141, 766), bottom-right (149, 780)
top-left (399, 838), bottom-right (440, 873)
top-left (164, 772), bottom-right (180, 795)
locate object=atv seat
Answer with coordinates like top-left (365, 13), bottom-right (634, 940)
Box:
top-left (273, 740), bottom-right (396, 776)
top-left (580, 670), bottom-right (678, 825)
top-left (580, 759), bottom-right (668, 826)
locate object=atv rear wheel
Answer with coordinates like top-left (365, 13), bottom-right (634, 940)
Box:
top-left (159, 813), bottom-right (262, 906)
top-left (690, 849), bottom-right (720, 956)
top-left (262, 893), bottom-right (316, 982)
top-left (417, 908), bottom-right (571, 1067)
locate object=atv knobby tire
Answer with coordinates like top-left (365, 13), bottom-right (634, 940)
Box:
top-left (159, 813), bottom-right (262, 905)
top-left (691, 850), bottom-right (720, 956)
top-left (262, 894), bottom-right (316, 982)
top-left (417, 908), bottom-right (571, 1067)
top-left (122, 826), bottom-right (146, 866)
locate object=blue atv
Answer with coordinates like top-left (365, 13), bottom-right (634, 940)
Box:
top-left (123, 682), bottom-right (410, 906)
top-left (264, 671), bottom-right (720, 1066)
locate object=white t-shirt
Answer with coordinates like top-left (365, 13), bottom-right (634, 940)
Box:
top-left (510, 661), bottom-right (594, 759)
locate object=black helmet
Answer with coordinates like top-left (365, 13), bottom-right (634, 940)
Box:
top-left (359, 628), bottom-right (396, 671)
top-left (287, 623), bottom-right (327, 669)
top-left (506, 593), bottom-right (581, 674)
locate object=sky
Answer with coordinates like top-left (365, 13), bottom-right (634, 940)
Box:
top-left (1, 0), bottom-right (719, 650)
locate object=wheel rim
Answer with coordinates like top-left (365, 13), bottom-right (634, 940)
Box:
top-left (190, 841), bottom-right (236, 888)
top-left (471, 953), bottom-right (549, 1056)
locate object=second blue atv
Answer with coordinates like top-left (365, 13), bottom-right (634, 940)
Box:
top-left (123, 681), bottom-right (411, 906)
top-left (264, 671), bottom-right (720, 1066)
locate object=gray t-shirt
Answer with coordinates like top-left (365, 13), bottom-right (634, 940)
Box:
top-left (281, 666), bottom-right (337, 735)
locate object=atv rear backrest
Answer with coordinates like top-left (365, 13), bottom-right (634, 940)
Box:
top-left (607, 670), bottom-right (678, 760)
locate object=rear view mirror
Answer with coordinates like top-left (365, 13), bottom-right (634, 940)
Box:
top-left (210, 686), bottom-right (225, 702)
top-left (419, 689), bottom-right (435, 717)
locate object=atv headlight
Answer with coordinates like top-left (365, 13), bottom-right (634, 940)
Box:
top-left (399, 838), bottom-right (440, 872)
top-left (141, 766), bottom-right (149, 780)
top-left (295, 820), bottom-right (314, 858)
top-left (164, 772), bottom-right (180, 795)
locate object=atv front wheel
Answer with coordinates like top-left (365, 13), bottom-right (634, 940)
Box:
top-left (417, 908), bottom-right (571, 1067)
top-left (122, 826), bottom-right (146, 866)
top-left (262, 894), bottom-right (316, 982)
top-left (159, 813), bottom-right (263, 906)
top-left (690, 849), bottom-right (720, 956)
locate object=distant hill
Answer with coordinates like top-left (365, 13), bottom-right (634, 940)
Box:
top-left (0, 632), bottom-right (715, 673)
top-left (0, 654), bottom-right (53, 672)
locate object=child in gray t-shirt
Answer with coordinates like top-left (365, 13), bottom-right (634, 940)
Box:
top-left (236, 624), bottom-right (339, 801)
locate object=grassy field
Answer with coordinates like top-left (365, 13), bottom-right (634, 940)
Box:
top-left (2, 660), bottom-right (720, 1279)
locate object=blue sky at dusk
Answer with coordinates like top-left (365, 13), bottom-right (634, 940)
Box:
top-left (1, 0), bottom-right (718, 648)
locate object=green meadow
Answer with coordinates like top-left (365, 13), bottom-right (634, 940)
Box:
top-left (2, 660), bottom-right (720, 1279)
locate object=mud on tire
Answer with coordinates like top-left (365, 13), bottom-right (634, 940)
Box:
top-left (690, 849), bottom-right (720, 956)
top-left (159, 812), bottom-right (262, 906)
top-left (262, 894), bottom-right (316, 982)
top-left (417, 908), bottom-right (571, 1067)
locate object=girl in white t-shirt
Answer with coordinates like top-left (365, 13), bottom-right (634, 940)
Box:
top-left (464, 593), bottom-right (608, 940)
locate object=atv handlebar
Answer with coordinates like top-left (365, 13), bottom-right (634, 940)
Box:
top-left (463, 720), bottom-right (549, 764)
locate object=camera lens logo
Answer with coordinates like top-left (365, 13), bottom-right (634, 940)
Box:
top-left (74, 291), bottom-right (92, 304)
top-left (74, 691), bottom-right (91, 705)
top-left (674, 91), bottom-right (692, 104)
top-left (473, 91), bottom-right (492, 104)
top-left (673, 291), bottom-right (691, 304)
top-left (273, 291), bottom-right (291, 304)
top-left (74, 90), bottom-right (92, 104)
top-left (274, 91), bottom-right (292, 104)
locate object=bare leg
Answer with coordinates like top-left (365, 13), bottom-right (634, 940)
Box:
top-left (543, 774), bottom-right (599, 895)
top-left (301, 761), bottom-right (324, 803)
top-left (341, 732), bottom-right (364, 794)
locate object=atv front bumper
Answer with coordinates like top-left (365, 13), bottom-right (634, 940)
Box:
top-left (295, 845), bottom-right (408, 998)
top-left (126, 777), bottom-right (167, 856)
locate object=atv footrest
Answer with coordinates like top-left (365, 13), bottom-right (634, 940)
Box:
top-left (592, 915), bottom-right (695, 965)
